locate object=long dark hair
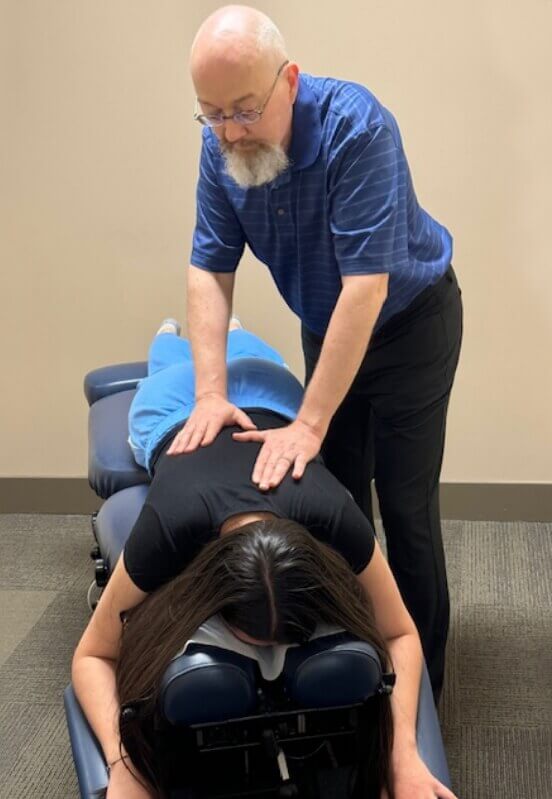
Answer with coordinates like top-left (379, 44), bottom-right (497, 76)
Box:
top-left (111, 519), bottom-right (395, 798)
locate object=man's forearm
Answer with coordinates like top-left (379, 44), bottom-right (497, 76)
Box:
top-left (297, 276), bottom-right (387, 436)
top-left (187, 265), bottom-right (234, 399)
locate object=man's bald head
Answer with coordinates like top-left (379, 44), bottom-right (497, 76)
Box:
top-left (190, 6), bottom-right (298, 188)
top-left (190, 5), bottom-right (288, 77)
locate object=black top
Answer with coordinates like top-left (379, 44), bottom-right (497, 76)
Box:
top-left (124, 411), bottom-right (375, 592)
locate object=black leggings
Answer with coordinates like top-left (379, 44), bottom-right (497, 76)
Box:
top-left (302, 265), bottom-right (463, 704)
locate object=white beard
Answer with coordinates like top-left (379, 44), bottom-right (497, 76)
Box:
top-left (221, 141), bottom-right (290, 188)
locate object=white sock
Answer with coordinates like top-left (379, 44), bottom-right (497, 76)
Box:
top-left (156, 318), bottom-right (182, 336)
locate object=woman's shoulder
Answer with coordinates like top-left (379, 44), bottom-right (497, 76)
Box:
top-left (276, 458), bottom-right (352, 520)
top-left (278, 458), bottom-right (374, 535)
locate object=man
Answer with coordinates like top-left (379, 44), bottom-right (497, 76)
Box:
top-left (168, 5), bottom-right (463, 710)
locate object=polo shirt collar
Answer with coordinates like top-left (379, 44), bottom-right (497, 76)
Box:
top-left (288, 74), bottom-right (323, 171)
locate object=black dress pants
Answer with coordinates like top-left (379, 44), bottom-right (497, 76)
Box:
top-left (301, 265), bottom-right (463, 704)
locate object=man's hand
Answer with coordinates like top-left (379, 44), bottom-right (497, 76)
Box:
top-left (167, 395), bottom-right (257, 455)
top-left (232, 419), bottom-right (323, 490)
top-left (381, 751), bottom-right (458, 799)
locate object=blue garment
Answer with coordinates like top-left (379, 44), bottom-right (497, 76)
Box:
top-left (191, 73), bottom-right (453, 336)
top-left (128, 331), bottom-right (304, 473)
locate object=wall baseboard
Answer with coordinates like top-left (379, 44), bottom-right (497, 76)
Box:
top-left (0, 479), bottom-right (102, 514)
top-left (0, 479), bottom-right (551, 520)
top-left (440, 483), bottom-right (551, 522)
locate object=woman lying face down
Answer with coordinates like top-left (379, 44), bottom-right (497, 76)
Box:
top-left (73, 321), bottom-right (456, 799)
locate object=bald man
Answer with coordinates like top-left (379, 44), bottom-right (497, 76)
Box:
top-left (169, 6), bottom-right (463, 713)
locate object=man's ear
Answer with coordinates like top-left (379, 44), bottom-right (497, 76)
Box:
top-left (286, 62), bottom-right (300, 102)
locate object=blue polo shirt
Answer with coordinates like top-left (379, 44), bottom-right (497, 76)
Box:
top-left (191, 73), bottom-right (453, 336)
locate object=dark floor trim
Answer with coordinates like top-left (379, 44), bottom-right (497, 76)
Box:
top-left (438, 483), bottom-right (552, 521)
top-left (0, 479), bottom-right (103, 514)
top-left (0, 479), bottom-right (551, 520)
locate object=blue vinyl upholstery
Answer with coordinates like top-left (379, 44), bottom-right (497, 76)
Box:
top-left (283, 635), bottom-right (384, 707)
top-left (84, 361), bottom-right (148, 407)
top-left (93, 484), bottom-right (149, 571)
top-left (88, 391), bottom-right (149, 499)
top-left (64, 685), bottom-right (111, 799)
top-left (159, 647), bottom-right (259, 726)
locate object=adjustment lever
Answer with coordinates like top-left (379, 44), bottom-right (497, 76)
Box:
top-left (262, 729), bottom-right (290, 781)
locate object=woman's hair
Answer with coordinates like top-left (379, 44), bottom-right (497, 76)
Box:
top-left (112, 519), bottom-right (395, 798)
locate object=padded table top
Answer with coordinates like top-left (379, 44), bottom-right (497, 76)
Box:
top-left (88, 389), bottom-right (149, 500)
top-left (95, 483), bottom-right (149, 568)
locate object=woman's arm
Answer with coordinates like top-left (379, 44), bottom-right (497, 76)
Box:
top-left (72, 554), bottom-right (148, 776)
top-left (356, 541), bottom-right (422, 758)
top-left (357, 543), bottom-right (458, 798)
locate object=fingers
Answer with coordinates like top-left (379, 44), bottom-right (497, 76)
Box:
top-left (251, 442), bottom-right (272, 486)
top-left (292, 453), bottom-right (307, 480)
top-left (255, 449), bottom-right (294, 491)
top-left (232, 430), bottom-right (266, 443)
top-left (167, 420), bottom-right (216, 455)
top-left (264, 456), bottom-right (293, 489)
top-left (235, 410), bottom-right (257, 431)
top-left (200, 419), bottom-right (224, 447)
top-left (435, 783), bottom-right (458, 799)
top-left (167, 423), bottom-right (205, 455)
top-left (240, 424), bottom-right (320, 490)
top-left (166, 427), bottom-right (191, 455)
top-left (185, 423), bottom-right (209, 452)
top-left (167, 406), bottom-right (258, 456)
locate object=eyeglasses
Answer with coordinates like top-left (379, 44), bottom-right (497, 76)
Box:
top-left (194, 60), bottom-right (289, 128)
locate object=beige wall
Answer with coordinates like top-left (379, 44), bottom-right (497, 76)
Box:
top-left (1, 0), bottom-right (551, 482)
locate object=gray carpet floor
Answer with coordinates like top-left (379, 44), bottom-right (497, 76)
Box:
top-left (0, 514), bottom-right (550, 798)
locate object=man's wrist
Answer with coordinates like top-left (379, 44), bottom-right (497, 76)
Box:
top-left (296, 404), bottom-right (331, 439)
top-left (196, 390), bottom-right (227, 402)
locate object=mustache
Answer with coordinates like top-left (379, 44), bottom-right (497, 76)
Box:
top-left (220, 139), bottom-right (266, 152)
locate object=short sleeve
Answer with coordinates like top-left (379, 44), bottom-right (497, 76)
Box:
top-left (190, 132), bottom-right (246, 272)
top-left (123, 501), bottom-right (209, 592)
top-left (284, 463), bottom-right (375, 574)
top-left (329, 126), bottom-right (401, 275)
